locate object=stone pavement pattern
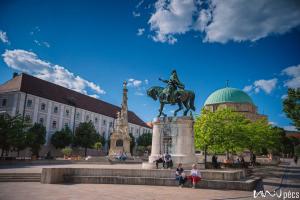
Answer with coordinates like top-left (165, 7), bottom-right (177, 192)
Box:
top-left (0, 183), bottom-right (254, 200)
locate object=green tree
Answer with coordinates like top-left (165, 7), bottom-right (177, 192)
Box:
top-left (94, 142), bottom-right (102, 150)
top-left (137, 133), bottom-right (152, 147)
top-left (25, 123), bottom-right (46, 157)
top-left (51, 126), bottom-right (73, 149)
top-left (194, 109), bottom-right (224, 167)
top-left (61, 147), bottom-right (72, 157)
top-left (283, 88), bottom-right (300, 130)
top-left (74, 122), bottom-right (99, 157)
top-left (243, 118), bottom-right (281, 157)
top-left (9, 115), bottom-right (30, 156)
top-left (0, 114), bottom-right (11, 156)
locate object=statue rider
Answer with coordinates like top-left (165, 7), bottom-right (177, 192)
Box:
top-left (159, 70), bottom-right (185, 103)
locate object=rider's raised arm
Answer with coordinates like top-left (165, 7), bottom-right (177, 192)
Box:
top-left (159, 78), bottom-right (169, 83)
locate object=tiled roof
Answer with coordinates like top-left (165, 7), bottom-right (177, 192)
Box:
top-left (0, 73), bottom-right (151, 129)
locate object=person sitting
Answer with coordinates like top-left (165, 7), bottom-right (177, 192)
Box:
top-left (187, 164), bottom-right (202, 189)
top-left (153, 154), bottom-right (164, 169)
top-left (116, 151), bottom-right (123, 160)
top-left (164, 152), bottom-right (173, 169)
top-left (120, 152), bottom-right (127, 161)
top-left (175, 163), bottom-right (186, 187)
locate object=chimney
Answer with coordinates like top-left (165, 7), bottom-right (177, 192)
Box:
top-left (13, 72), bottom-right (18, 78)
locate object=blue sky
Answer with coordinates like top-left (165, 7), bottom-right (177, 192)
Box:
top-left (0, 0), bottom-right (300, 130)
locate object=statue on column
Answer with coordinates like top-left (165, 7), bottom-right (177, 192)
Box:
top-left (109, 81), bottom-right (131, 157)
top-left (147, 70), bottom-right (196, 117)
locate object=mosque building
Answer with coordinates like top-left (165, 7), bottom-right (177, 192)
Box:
top-left (204, 87), bottom-right (267, 121)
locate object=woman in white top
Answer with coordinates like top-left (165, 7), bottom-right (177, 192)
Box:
top-left (189, 164), bottom-right (201, 188)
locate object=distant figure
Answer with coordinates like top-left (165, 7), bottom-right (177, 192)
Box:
top-left (175, 163), bottom-right (186, 187)
top-left (212, 155), bottom-right (219, 169)
top-left (240, 156), bottom-right (246, 168)
top-left (188, 164), bottom-right (201, 189)
top-left (251, 154), bottom-right (256, 166)
top-left (164, 152), bottom-right (173, 169)
top-left (154, 154), bottom-right (164, 169)
top-left (294, 155), bottom-right (298, 165)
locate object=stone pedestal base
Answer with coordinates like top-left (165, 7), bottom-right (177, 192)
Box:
top-left (108, 133), bottom-right (131, 157)
top-left (143, 116), bottom-right (197, 169)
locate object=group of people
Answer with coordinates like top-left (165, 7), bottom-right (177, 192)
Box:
top-left (116, 151), bottom-right (128, 161)
top-left (175, 163), bottom-right (201, 188)
top-left (154, 153), bottom-right (173, 169)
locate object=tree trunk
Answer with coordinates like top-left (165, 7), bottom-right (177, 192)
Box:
top-left (85, 147), bottom-right (87, 157)
top-left (1, 149), bottom-right (3, 157)
top-left (204, 145), bottom-right (207, 169)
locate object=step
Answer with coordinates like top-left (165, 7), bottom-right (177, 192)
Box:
top-left (63, 175), bottom-right (260, 191)
top-left (0, 179), bottom-right (40, 182)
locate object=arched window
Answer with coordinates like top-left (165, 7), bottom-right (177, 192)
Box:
top-left (116, 139), bottom-right (123, 147)
top-left (41, 103), bottom-right (46, 110)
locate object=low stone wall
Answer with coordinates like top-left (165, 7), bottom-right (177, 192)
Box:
top-left (40, 167), bottom-right (258, 191)
top-left (41, 168), bottom-right (245, 183)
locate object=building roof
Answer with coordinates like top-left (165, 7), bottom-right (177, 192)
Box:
top-left (0, 73), bottom-right (151, 129)
top-left (204, 87), bottom-right (254, 105)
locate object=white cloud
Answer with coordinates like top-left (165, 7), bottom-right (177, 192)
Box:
top-left (89, 94), bottom-right (100, 99)
top-left (137, 28), bottom-right (145, 36)
top-left (269, 121), bottom-right (277, 126)
top-left (2, 49), bottom-right (105, 96)
top-left (148, 0), bottom-right (196, 44)
top-left (243, 85), bottom-right (253, 93)
top-left (244, 78), bottom-right (277, 94)
top-left (0, 30), bottom-right (10, 44)
top-left (34, 40), bottom-right (50, 48)
top-left (128, 78), bottom-right (142, 87)
top-left (134, 91), bottom-right (144, 96)
top-left (281, 94), bottom-right (288, 100)
top-left (146, 0), bottom-right (300, 44)
top-left (254, 79), bottom-right (278, 94)
top-left (283, 126), bottom-right (297, 131)
top-left (282, 64), bottom-right (300, 88)
top-left (136, 0), bottom-right (144, 9)
top-left (145, 79), bottom-right (149, 84)
top-left (132, 11), bottom-right (141, 17)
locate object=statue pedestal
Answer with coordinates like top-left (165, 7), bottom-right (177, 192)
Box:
top-left (109, 132), bottom-right (131, 157)
top-left (143, 116), bottom-right (197, 169)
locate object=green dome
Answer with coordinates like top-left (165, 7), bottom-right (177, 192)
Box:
top-left (204, 87), bottom-right (253, 105)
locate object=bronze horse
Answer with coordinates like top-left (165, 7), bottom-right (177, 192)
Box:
top-left (147, 86), bottom-right (195, 117)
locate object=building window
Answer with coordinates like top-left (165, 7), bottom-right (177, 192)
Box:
top-left (103, 119), bottom-right (106, 126)
top-left (65, 109), bottom-right (70, 116)
top-left (39, 118), bottom-right (44, 125)
top-left (95, 117), bottom-right (98, 123)
top-left (86, 115), bottom-right (90, 121)
top-left (102, 131), bottom-right (106, 137)
top-left (27, 99), bottom-right (32, 107)
top-left (41, 103), bottom-right (46, 110)
top-left (76, 112), bottom-right (80, 119)
top-left (109, 122), bottom-right (113, 128)
top-left (64, 122), bottom-right (69, 127)
top-left (52, 121), bottom-right (57, 129)
top-left (25, 115), bottom-right (31, 122)
top-left (130, 127), bottom-right (134, 134)
top-left (53, 106), bottom-right (58, 113)
top-left (1, 99), bottom-right (7, 107)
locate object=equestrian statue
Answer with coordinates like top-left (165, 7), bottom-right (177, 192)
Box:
top-left (147, 70), bottom-right (195, 117)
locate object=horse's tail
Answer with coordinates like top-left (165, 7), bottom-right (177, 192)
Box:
top-left (190, 92), bottom-right (196, 111)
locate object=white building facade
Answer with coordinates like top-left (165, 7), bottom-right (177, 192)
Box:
top-left (0, 73), bottom-right (152, 154)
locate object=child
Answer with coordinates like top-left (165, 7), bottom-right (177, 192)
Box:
top-left (188, 164), bottom-right (201, 188)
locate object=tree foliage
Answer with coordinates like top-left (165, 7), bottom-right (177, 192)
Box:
top-left (51, 126), bottom-right (73, 149)
top-left (26, 123), bottom-right (46, 157)
top-left (74, 121), bottom-right (99, 157)
top-left (283, 88), bottom-right (300, 130)
top-left (195, 108), bottom-right (281, 165)
top-left (137, 132), bottom-right (152, 147)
